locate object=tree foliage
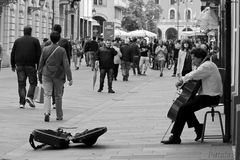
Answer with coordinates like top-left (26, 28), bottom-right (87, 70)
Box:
top-left (121, 0), bottom-right (163, 32)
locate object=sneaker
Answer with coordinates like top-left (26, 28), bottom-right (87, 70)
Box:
top-left (56, 117), bottom-right (63, 121)
top-left (19, 104), bottom-right (25, 109)
top-left (108, 89), bottom-right (115, 93)
top-left (26, 97), bottom-right (35, 108)
top-left (44, 114), bottom-right (50, 122)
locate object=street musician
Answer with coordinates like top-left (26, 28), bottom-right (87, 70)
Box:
top-left (161, 48), bottom-right (223, 144)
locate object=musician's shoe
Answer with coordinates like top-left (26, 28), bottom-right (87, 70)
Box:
top-left (195, 124), bottom-right (203, 141)
top-left (161, 135), bottom-right (181, 144)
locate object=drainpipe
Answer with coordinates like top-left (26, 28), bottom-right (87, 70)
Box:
top-left (223, 0), bottom-right (231, 143)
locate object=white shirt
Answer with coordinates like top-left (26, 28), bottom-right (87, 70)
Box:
top-left (182, 61), bottom-right (223, 96)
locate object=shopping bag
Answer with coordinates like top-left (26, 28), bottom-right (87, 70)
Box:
top-left (34, 85), bottom-right (44, 103)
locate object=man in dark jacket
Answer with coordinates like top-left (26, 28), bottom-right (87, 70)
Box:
top-left (95, 40), bottom-right (117, 93)
top-left (11, 26), bottom-right (41, 108)
top-left (130, 38), bottom-right (141, 75)
top-left (84, 36), bottom-right (99, 70)
top-left (120, 39), bottom-right (133, 81)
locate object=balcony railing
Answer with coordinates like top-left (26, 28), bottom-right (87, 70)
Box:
top-left (114, 0), bottom-right (129, 8)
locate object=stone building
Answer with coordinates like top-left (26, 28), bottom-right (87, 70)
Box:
top-left (144, 0), bottom-right (202, 40)
top-left (92, 0), bottom-right (129, 37)
top-left (0, 0), bottom-right (93, 67)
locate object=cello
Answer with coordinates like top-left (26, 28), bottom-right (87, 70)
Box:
top-left (167, 51), bottom-right (212, 121)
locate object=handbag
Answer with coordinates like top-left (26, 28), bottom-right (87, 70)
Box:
top-left (34, 85), bottom-right (44, 103)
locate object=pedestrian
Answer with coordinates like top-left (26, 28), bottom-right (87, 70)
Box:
top-left (155, 40), bottom-right (167, 77)
top-left (38, 31), bottom-right (73, 122)
top-left (0, 42), bottom-right (2, 71)
top-left (84, 36), bottom-right (99, 70)
top-left (112, 39), bottom-right (122, 81)
top-left (10, 26), bottom-right (41, 109)
top-left (130, 38), bottom-right (141, 75)
top-left (95, 40), bottom-right (117, 93)
top-left (161, 48), bottom-right (223, 144)
top-left (120, 39), bottom-right (132, 81)
top-left (139, 39), bottom-right (150, 75)
top-left (72, 40), bottom-right (81, 70)
top-left (176, 39), bottom-right (193, 77)
top-left (47, 24), bottom-right (72, 109)
top-left (172, 40), bottom-right (181, 77)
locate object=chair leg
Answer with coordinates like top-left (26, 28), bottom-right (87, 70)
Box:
top-left (201, 111), bottom-right (209, 143)
top-left (216, 111), bottom-right (225, 142)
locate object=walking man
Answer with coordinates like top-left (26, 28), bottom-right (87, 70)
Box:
top-left (95, 40), bottom-right (117, 93)
top-left (120, 39), bottom-right (133, 81)
top-left (10, 26), bottom-right (41, 108)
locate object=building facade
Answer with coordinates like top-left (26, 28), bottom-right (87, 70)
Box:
top-left (154, 0), bottom-right (202, 40)
top-left (92, 0), bottom-right (129, 37)
top-left (0, 0), bottom-right (93, 67)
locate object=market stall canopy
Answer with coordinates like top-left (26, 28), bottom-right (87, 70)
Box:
top-left (181, 31), bottom-right (206, 37)
top-left (196, 7), bottom-right (219, 30)
top-left (127, 29), bottom-right (157, 38)
top-left (115, 29), bottom-right (128, 37)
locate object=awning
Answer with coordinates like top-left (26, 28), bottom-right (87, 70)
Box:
top-left (196, 7), bottom-right (219, 30)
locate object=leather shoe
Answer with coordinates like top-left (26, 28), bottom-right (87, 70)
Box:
top-left (97, 88), bottom-right (102, 92)
top-left (195, 124), bottom-right (203, 141)
top-left (161, 135), bottom-right (181, 144)
top-left (108, 89), bottom-right (115, 93)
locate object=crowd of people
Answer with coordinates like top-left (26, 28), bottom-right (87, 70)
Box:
top-left (9, 23), bottom-right (221, 126)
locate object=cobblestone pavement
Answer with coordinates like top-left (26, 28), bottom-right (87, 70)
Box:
top-left (0, 64), bottom-right (233, 160)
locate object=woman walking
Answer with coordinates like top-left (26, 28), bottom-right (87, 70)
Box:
top-left (176, 39), bottom-right (193, 77)
top-left (155, 40), bottom-right (167, 77)
top-left (38, 31), bottom-right (73, 122)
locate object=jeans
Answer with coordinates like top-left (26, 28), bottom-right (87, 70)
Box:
top-left (132, 56), bottom-right (140, 75)
top-left (42, 76), bottom-right (64, 119)
top-left (121, 61), bottom-right (131, 80)
top-left (16, 65), bottom-right (37, 105)
top-left (139, 56), bottom-right (149, 74)
top-left (99, 68), bottom-right (114, 90)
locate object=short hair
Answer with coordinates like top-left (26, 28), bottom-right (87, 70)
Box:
top-left (50, 31), bottom-right (60, 44)
top-left (53, 24), bottom-right (62, 34)
top-left (191, 48), bottom-right (207, 61)
top-left (24, 26), bottom-right (32, 36)
top-left (43, 38), bottom-right (48, 43)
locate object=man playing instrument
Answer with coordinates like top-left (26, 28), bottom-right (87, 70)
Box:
top-left (161, 48), bottom-right (223, 144)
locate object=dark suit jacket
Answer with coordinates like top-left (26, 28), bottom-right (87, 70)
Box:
top-left (11, 35), bottom-right (41, 68)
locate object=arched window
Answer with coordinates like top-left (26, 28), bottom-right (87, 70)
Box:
top-left (170, 10), bottom-right (175, 19)
top-left (185, 9), bottom-right (191, 20)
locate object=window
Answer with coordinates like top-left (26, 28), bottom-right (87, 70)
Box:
top-left (186, 9), bottom-right (191, 20)
top-left (94, 0), bottom-right (97, 5)
top-left (155, 0), bottom-right (159, 4)
top-left (170, 0), bottom-right (176, 5)
top-left (170, 10), bottom-right (175, 19)
top-left (99, 0), bottom-right (102, 5)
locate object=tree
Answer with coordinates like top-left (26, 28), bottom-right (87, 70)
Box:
top-left (145, 0), bottom-right (163, 33)
top-left (121, 0), bottom-right (162, 32)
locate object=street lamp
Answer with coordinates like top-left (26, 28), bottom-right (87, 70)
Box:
top-left (28, 0), bottom-right (45, 14)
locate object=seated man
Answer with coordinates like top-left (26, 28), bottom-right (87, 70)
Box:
top-left (161, 48), bottom-right (223, 144)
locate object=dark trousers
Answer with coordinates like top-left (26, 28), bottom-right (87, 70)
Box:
top-left (173, 58), bottom-right (178, 75)
top-left (171, 95), bottom-right (220, 137)
top-left (113, 64), bottom-right (119, 80)
top-left (16, 65), bottom-right (37, 105)
top-left (132, 56), bottom-right (140, 75)
top-left (99, 68), bottom-right (114, 90)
